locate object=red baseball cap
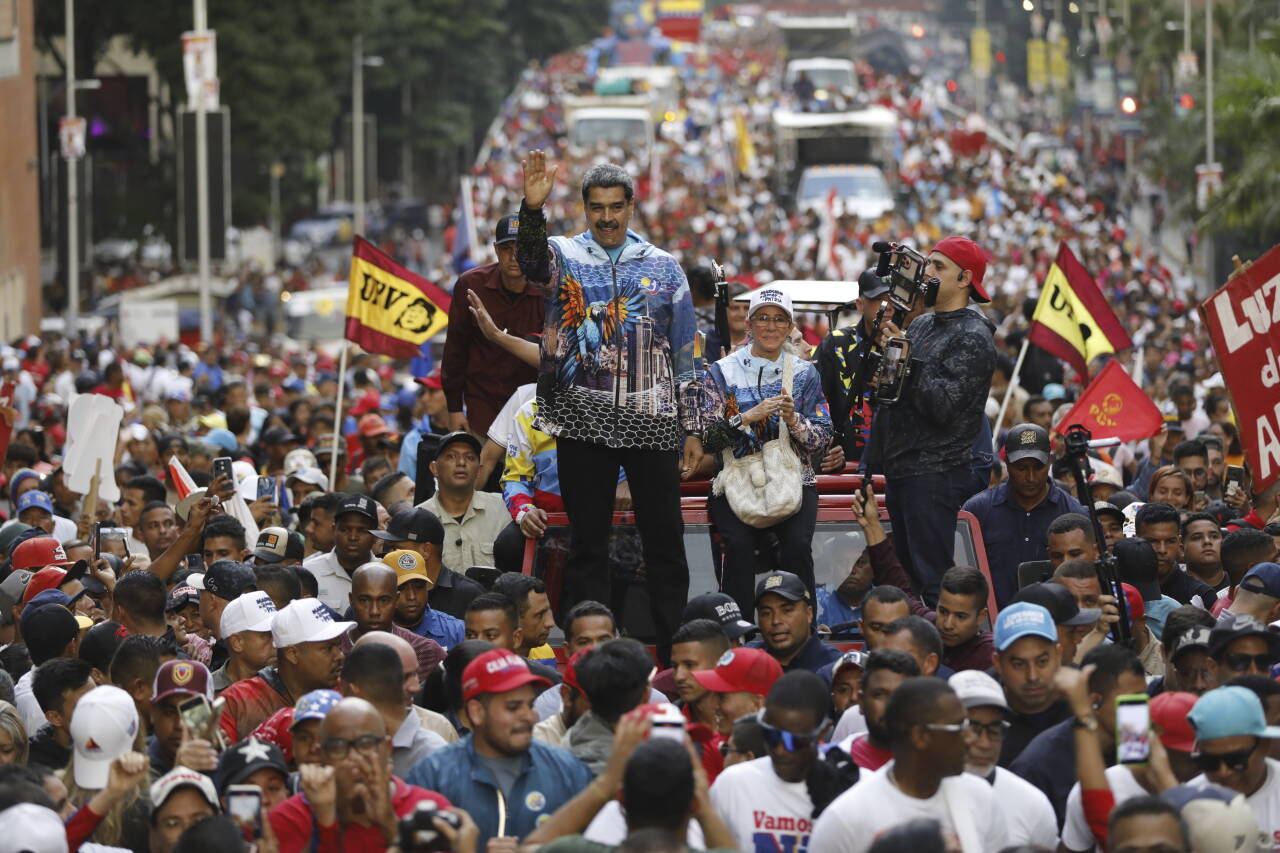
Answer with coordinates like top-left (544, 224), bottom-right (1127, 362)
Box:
top-left (1121, 582), bottom-right (1145, 621)
top-left (349, 390), bottom-right (382, 417)
top-left (415, 367), bottom-right (444, 391)
top-left (11, 538), bottom-right (73, 573)
top-left (21, 567), bottom-right (68, 606)
top-left (357, 413), bottom-right (391, 438)
top-left (562, 647), bottom-right (590, 693)
top-left (1150, 691), bottom-right (1198, 752)
top-left (461, 649), bottom-right (551, 702)
top-left (153, 659), bottom-right (213, 704)
top-left (691, 648), bottom-right (783, 697)
top-left (931, 235), bottom-right (991, 303)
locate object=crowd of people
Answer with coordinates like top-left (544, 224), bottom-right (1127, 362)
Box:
top-left (0, 12), bottom-right (1269, 853)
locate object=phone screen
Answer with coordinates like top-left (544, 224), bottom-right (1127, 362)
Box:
top-left (1116, 695), bottom-right (1151, 765)
top-left (179, 695), bottom-right (211, 739)
top-left (257, 476), bottom-right (276, 501)
top-left (226, 786), bottom-right (263, 841)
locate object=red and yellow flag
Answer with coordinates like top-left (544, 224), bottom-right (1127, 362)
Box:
top-left (345, 236), bottom-right (450, 359)
top-left (1052, 359), bottom-right (1163, 442)
top-left (1029, 242), bottom-right (1132, 377)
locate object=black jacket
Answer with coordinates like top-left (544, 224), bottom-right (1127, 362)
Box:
top-left (875, 307), bottom-right (996, 478)
top-left (28, 724), bottom-right (70, 771)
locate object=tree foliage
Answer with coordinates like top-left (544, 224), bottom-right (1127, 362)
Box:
top-left (36, 0), bottom-right (606, 236)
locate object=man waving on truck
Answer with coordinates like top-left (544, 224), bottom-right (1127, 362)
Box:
top-left (515, 149), bottom-right (702, 664)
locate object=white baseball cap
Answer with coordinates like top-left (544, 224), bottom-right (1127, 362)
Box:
top-left (283, 447), bottom-right (319, 476)
top-left (0, 803), bottom-right (68, 853)
top-left (271, 598), bottom-right (354, 649)
top-left (149, 765), bottom-right (220, 813)
top-left (70, 685), bottom-right (140, 790)
top-left (747, 287), bottom-right (793, 321)
top-left (220, 590), bottom-right (278, 638)
top-left (949, 669), bottom-right (1009, 711)
top-left (286, 466), bottom-right (330, 489)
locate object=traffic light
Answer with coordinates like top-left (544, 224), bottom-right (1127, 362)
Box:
top-left (1120, 95), bottom-right (1138, 114)
top-left (946, 79), bottom-right (958, 92)
top-left (1178, 93), bottom-right (1195, 111)
top-left (911, 24), bottom-right (925, 38)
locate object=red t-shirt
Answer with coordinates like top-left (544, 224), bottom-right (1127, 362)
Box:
top-left (847, 733), bottom-right (893, 771)
top-left (269, 776), bottom-right (450, 853)
top-left (219, 671), bottom-right (291, 742)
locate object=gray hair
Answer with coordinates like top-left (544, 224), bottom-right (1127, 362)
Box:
top-left (0, 701), bottom-right (28, 765)
top-left (581, 163), bottom-right (634, 204)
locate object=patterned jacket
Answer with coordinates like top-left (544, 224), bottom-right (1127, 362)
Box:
top-left (700, 346), bottom-right (833, 486)
top-left (517, 202), bottom-right (701, 451)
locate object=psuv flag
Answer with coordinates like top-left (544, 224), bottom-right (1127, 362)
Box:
top-left (657, 0), bottom-right (703, 42)
top-left (1052, 360), bottom-right (1163, 443)
top-left (346, 236), bottom-right (451, 359)
top-left (1029, 242), bottom-right (1132, 377)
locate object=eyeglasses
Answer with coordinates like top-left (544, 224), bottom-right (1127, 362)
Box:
top-left (750, 315), bottom-right (791, 327)
top-left (921, 722), bottom-right (968, 735)
top-left (1192, 740), bottom-right (1258, 773)
top-left (1173, 664), bottom-right (1214, 683)
top-left (965, 719), bottom-right (1011, 739)
top-left (1224, 652), bottom-right (1275, 673)
top-left (756, 713), bottom-right (827, 752)
top-left (321, 734), bottom-right (385, 760)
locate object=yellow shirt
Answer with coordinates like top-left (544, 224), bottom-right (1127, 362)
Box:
top-left (527, 644), bottom-right (556, 661)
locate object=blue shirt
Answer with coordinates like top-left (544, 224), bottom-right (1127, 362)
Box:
top-left (407, 606), bottom-right (465, 651)
top-left (816, 586), bottom-right (861, 633)
top-left (962, 482), bottom-right (1087, 608)
top-left (747, 633), bottom-right (842, 678)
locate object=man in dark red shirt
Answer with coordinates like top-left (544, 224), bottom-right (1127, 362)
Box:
top-left (339, 562), bottom-right (444, 684)
top-left (441, 214), bottom-right (543, 436)
top-left (220, 598), bottom-right (353, 742)
top-left (269, 696), bottom-right (455, 852)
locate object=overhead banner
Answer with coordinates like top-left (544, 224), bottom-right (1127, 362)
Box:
top-left (1199, 244), bottom-right (1280, 491)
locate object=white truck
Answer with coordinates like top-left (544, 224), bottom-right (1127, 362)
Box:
top-left (771, 106), bottom-right (898, 217)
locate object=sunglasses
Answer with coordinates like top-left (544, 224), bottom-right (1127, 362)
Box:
top-left (1224, 652), bottom-right (1275, 673)
top-left (756, 713), bottom-right (827, 752)
top-left (965, 719), bottom-right (1011, 739)
top-left (1192, 740), bottom-right (1258, 772)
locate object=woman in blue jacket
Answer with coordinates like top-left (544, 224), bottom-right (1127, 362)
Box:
top-left (699, 287), bottom-right (833, 615)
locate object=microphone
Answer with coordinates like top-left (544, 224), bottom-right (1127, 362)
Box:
top-left (872, 241), bottom-right (893, 277)
top-left (1085, 437), bottom-right (1122, 449)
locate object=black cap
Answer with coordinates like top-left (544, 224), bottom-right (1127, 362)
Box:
top-left (79, 620), bottom-right (127, 672)
top-left (336, 494), bottom-right (379, 524)
top-left (1005, 423), bottom-right (1051, 466)
top-left (371, 507), bottom-right (444, 546)
top-left (682, 592), bottom-right (757, 640)
top-left (260, 426), bottom-right (299, 446)
top-left (194, 560), bottom-right (256, 601)
top-left (1109, 490), bottom-right (1140, 510)
top-left (165, 586), bottom-right (201, 612)
top-left (754, 571), bottom-right (811, 605)
top-left (214, 736), bottom-right (289, 795)
top-left (1113, 537), bottom-right (1160, 602)
top-left (494, 214), bottom-right (520, 244)
top-left (21, 603), bottom-right (79, 662)
top-left (1170, 625), bottom-right (1211, 661)
top-left (438, 431), bottom-right (483, 456)
top-left (1011, 582), bottom-right (1099, 627)
top-left (1208, 612), bottom-right (1280, 660)
top-left (858, 268), bottom-right (890, 300)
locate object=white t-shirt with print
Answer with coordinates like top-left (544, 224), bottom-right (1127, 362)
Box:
top-left (710, 756), bottom-right (816, 853)
top-left (1192, 757), bottom-right (1280, 850)
top-left (809, 761), bottom-right (1008, 853)
top-left (1061, 764), bottom-right (1149, 851)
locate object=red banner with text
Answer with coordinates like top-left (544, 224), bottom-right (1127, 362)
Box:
top-left (1199, 245), bottom-right (1280, 492)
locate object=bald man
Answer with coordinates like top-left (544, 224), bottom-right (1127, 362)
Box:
top-left (341, 563), bottom-right (445, 686)
top-left (355, 630), bottom-right (458, 744)
top-left (341, 641), bottom-right (448, 776)
top-left (269, 697), bottom-right (456, 849)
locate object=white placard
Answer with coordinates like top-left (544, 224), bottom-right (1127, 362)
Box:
top-left (120, 300), bottom-right (179, 347)
top-left (63, 395), bottom-right (124, 503)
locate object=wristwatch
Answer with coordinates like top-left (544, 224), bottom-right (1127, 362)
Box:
top-left (729, 414), bottom-right (744, 430)
top-left (1072, 715), bottom-right (1099, 732)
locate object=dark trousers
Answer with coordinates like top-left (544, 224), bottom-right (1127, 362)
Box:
top-left (885, 465), bottom-right (972, 605)
top-left (708, 485), bottom-right (819, 617)
top-left (557, 437), bottom-right (689, 663)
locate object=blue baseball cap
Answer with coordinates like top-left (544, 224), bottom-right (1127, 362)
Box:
top-left (15, 491), bottom-right (53, 516)
top-left (994, 602), bottom-right (1058, 651)
top-left (289, 689), bottom-right (342, 729)
top-left (494, 214), bottom-right (520, 244)
top-left (1239, 562), bottom-right (1280, 599)
top-left (1189, 686), bottom-right (1280, 743)
top-left (204, 428), bottom-right (238, 453)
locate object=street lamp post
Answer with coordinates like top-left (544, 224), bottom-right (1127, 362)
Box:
top-left (1204, 0), bottom-right (1215, 292)
top-left (351, 36), bottom-right (384, 238)
top-left (194, 0), bottom-right (212, 344)
top-left (64, 0), bottom-right (78, 339)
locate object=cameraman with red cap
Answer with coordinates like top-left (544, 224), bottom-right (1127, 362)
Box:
top-left (871, 236), bottom-right (997, 605)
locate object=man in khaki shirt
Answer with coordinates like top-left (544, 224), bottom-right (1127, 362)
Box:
top-left (418, 431), bottom-right (508, 570)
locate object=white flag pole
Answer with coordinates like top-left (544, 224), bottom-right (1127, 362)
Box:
top-left (329, 344), bottom-right (350, 488)
top-left (992, 338), bottom-right (1030, 451)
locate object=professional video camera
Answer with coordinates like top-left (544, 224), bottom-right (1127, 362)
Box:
top-left (853, 241), bottom-right (941, 404)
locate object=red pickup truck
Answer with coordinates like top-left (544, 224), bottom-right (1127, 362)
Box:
top-left (521, 469), bottom-right (996, 645)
